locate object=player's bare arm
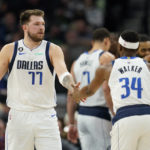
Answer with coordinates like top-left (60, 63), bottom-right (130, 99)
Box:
top-left (67, 91), bottom-right (78, 144)
top-left (67, 62), bottom-right (79, 143)
top-left (100, 51), bottom-right (115, 65)
top-left (102, 81), bottom-right (115, 116)
top-left (50, 43), bottom-right (75, 92)
top-left (100, 52), bottom-right (115, 115)
top-left (0, 43), bottom-right (14, 80)
top-left (72, 63), bottom-right (112, 101)
top-left (67, 62), bottom-right (78, 124)
top-left (67, 92), bottom-right (77, 125)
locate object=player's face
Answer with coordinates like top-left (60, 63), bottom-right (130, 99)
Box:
top-left (26, 15), bottom-right (45, 42)
top-left (138, 42), bottom-right (150, 57)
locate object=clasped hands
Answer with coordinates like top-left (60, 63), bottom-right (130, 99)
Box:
top-left (71, 82), bottom-right (86, 103)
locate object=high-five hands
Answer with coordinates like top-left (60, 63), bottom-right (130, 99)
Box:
top-left (71, 82), bottom-right (86, 103)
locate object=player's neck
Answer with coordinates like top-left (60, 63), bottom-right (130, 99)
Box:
top-left (23, 37), bottom-right (42, 50)
top-left (90, 43), bottom-right (105, 52)
top-left (121, 50), bottom-right (137, 57)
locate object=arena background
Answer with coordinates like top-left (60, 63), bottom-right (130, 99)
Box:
top-left (0, 0), bottom-right (150, 149)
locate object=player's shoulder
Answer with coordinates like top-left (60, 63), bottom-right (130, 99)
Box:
top-left (2, 42), bottom-right (14, 50)
top-left (1, 42), bottom-right (15, 54)
top-left (77, 52), bottom-right (88, 60)
top-left (102, 51), bottom-right (115, 59)
top-left (0, 42), bottom-right (15, 62)
top-left (50, 42), bottom-right (61, 50)
top-left (49, 43), bottom-right (63, 56)
top-left (96, 63), bottom-right (112, 80)
top-left (100, 51), bottom-right (115, 65)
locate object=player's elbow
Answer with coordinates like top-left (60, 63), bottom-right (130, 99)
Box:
top-left (103, 85), bottom-right (110, 94)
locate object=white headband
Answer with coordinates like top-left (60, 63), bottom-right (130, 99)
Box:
top-left (118, 36), bottom-right (139, 49)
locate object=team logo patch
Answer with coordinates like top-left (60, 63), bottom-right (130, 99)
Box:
top-left (19, 52), bottom-right (26, 55)
top-left (18, 47), bottom-right (23, 52)
top-left (51, 114), bottom-right (56, 118)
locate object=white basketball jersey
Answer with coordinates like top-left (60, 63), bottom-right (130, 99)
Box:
top-left (109, 57), bottom-right (150, 113)
top-left (7, 40), bottom-right (56, 111)
top-left (74, 50), bottom-right (107, 107)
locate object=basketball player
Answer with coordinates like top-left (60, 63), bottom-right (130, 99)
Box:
top-left (0, 9), bottom-right (77, 150)
top-left (138, 34), bottom-right (150, 62)
top-left (72, 30), bottom-right (150, 150)
top-left (67, 28), bottom-right (115, 150)
top-left (138, 34), bottom-right (150, 58)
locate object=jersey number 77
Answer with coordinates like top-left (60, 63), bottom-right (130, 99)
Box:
top-left (28, 71), bottom-right (43, 85)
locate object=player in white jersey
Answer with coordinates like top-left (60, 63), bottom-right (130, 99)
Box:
top-left (67, 28), bottom-right (115, 150)
top-left (72, 30), bottom-right (150, 150)
top-left (0, 9), bottom-right (79, 150)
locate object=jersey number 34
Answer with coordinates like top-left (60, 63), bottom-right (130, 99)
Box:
top-left (119, 77), bottom-right (143, 99)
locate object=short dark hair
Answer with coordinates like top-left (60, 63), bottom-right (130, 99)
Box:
top-left (20, 9), bottom-right (44, 25)
top-left (139, 34), bottom-right (150, 42)
top-left (120, 30), bottom-right (139, 51)
top-left (92, 28), bottom-right (110, 41)
top-left (120, 30), bottom-right (139, 43)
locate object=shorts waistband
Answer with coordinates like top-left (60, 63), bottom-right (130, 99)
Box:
top-left (78, 106), bottom-right (111, 121)
top-left (112, 104), bottom-right (150, 125)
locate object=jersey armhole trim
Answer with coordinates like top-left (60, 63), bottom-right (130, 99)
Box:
top-left (99, 51), bottom-right (105, 58)
top-left (143, 59), bottom-right (147, 63)
top-left (45, 41), bottom-right (54, 74)
top-left (112, 60), bottom-right (115, 66)
top-left (9, 41), bottom-right (18, 74)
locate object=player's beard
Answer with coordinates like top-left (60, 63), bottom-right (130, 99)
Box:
top-left (28, 31), bottom-right (44, 42)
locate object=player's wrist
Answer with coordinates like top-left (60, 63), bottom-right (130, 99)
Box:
top-left (59, 72), bottom-right (74, 92)
top-left (68, 123), bottom-right (76, 127)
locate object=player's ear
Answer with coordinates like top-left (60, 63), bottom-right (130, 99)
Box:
top-left (22, 24), bottom-right (27, 31)
top-left (104, 38), bottom-right (109, 45)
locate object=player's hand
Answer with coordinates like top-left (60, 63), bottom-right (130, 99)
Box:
top-left (67, 124), bottom-right (78, 144)
top-left (71, 82), bottom-right (86, 103)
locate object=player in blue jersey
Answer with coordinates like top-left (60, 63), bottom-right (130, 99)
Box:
top-left (0, 9), bottom-right (78, 150)
top-left (72, 30), bottom-right (150, 150)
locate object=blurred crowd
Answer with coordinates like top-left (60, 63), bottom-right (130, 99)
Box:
top-left (0, 0), bottom-right (150, 149)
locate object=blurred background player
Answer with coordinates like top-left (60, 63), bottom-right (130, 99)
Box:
top-left (72, 30), bottom-right (150, 150)
top-left (67, 28), bottom-right (115, 150)
top-left (137, 34), bottom-right (150, 62)
top-left (0, 119), bottom-right (5, 150)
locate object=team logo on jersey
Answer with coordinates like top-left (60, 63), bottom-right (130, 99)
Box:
top-left (19, 52), bottom-right (26, 55)
top-left (51, 114), bottom-right (56, 118)
top-left (18, 47), bottom-right (23, 52)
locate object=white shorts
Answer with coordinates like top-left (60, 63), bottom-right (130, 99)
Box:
top-left (111, 115), bottom-right (150, 150)
top-left (77, 115), bottom-right (112, 150)
top-left (5, 108), bottom-right (62, 150)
